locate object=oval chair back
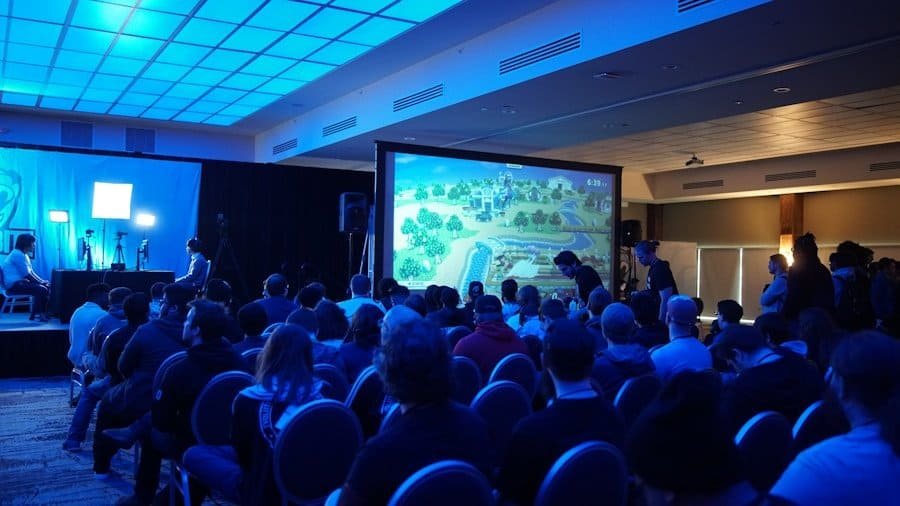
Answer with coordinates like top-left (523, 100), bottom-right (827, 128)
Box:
top-left (451, 356), bottom-right (482, 405)
top-left (191, 371), bottom-right (255, 446)
top-left (470, 380), bottom-right (532, 463)
top-left (379, 402), bottom-right (402, 433)
top-left (734, 411), bottom-right (793, 491)
top-left (535, 441), bottom-right (628, 506)
top-left (489, 353), bottom-right (537, 398)
top-left (613, 374), bottom-right (661, 429)
top-left (314, 363), bottom-right (350, 401)
top-left (241, 348), bottom-right (263, 375)
top-left (387, 460), bottom-right (494, 506)
top-left (274, 399), bottom-right (363, 504)
top-left (262, 322), bottom-right (283, 338)
top-left (791, 400), bottom-right (850, 455)
top-left (344, 365), bottom-right (385, 438)
top-left (152, 351), bottom-right (188, 392)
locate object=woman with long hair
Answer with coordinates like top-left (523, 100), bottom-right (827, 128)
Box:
top-left (340, 304), bottom-right (384, 382)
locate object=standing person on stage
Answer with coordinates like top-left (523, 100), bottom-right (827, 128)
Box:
top-left (175, 238), bottom-right (207, 291)
top-left (553, 250), bottom-right (603, 308)
top-left (2, 233), bottom-right (51, 322)
top-left (635, 240), bottom-right (679, 323)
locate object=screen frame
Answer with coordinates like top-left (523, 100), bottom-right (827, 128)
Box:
top-left (375, 141), bottom-right (623, 299)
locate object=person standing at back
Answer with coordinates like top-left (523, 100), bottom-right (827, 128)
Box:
top-left (634, 240), bottom-right (678, 323)
top-left (783, 233), bottom-right (834, 320)
top-left (760, 253), bottom-right (789, 314)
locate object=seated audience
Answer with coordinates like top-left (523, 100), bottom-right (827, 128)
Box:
top-left (716, 299), bottom-right (743, 330)
top-left (338, 317), bottom-right (491, 505)
top-left (760, 253), bottom-right (789, 314)
top-left (68, 283), bottom-right (110, 367)
top-left (501, 278), bottom-right (520, 320)
top-left (626, 371), bottom-right (761, 505)
top-left (338, 274), bottom-right (385, 319)
top-left (288, 308), bottom-right (344, 370)
top-left (377, 277), bottom-right (399, 310)
top-left (202, 279), bottom-right (243, 343)
top-left (497, 319), bottom-right (624, 505)
top-left (710, 325), bottom-right (823, 434)
top-left (403, 294), bottom-right (427, 317)
top-left (516, 303), bottom-right (544, 339)
top-left (462, 280), bottom-right (485, 321)
top-left (754, 312), bottom-right (806, 357)
top-left (424, 284), bottom-right (442, 314)
top-left (254, 274), bottom-right (298, 325)
top-left (650, 295), bottom-right (711, 382)
top-left (871, 257), bottom-right (898, 333)
top-left (540, 298), bottom-right (568, 333)
top-left (183, 324), bottom-right (323, 505)
top-left (783, 232), bottom-right (835, 320)
top-left (830, 250), bottom-right (876, 331)
top-left (315, 299), bottom-right (350, 344)
top-left (771, 331), bottom-right (900, 505)
top-left (341, 304), bottom-right (384, 382)
top-left (453, 295), bottom-right (528, 378)
top-left (591, 303), bottom-right (655, 401)
top-left (798, 307), bottom-right (844, 373)
top-left (296, 282), bottom-right (326, 309)
top-left (584, 286), bottom-right (613, 353)
top-left (149, 282), bottom-right (166, 319)
top-left (233, 302), bottom-right (269, 354)
top-left (506, 285), bottom-right (541, 330)
top-left (388, 285), bottom-right (410, 308)
top-left (629, 290), bottom-right (669, 349)
top-left (426, 286), bottom-right (470, 329)
top-left (87, 287), bottom-right (132, 369)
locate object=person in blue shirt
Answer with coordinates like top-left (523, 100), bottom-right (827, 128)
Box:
top-left (1, 233), bottom-right (50, 321)
top-left (254, 274), bottom-right (299, 325)
top-left (650, 295), bottom-right (711, 382)
top-left (174, 238), bottom-right (207, 291)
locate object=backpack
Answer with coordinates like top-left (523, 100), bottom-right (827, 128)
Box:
top-left (834, 270), bottom-right (875, 331)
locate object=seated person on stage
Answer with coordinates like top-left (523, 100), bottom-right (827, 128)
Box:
top-left (183, 324), bottom-right (324, 505)
top-left (584, 286), bottom-right (614, 353)
top-left (629, 290), bottom-right (669, 349)
top-left (68, 283), bottom-right (110, 368)
top-left (650, 295), bottom-right (712, 383)
top-left (254, 273), bottom-right (298, 325)
top-left (501, 278), bottom-right (521, 321)
top-left (174, 237), bottom-right (207, 291)
top-left (86, 287), bottom-right (132, 373)
top-left (453, 295), bottom-right (529, 378)
top-left (591, 303), bottom-right (655, 401)
top-left (553, 250), bottom-right (603, 308)
top-left (338, 317), bottom-right (492, 505)
top-left (117, 299), bottom-right (247, 506)
top-left (63, 293), bottom-right (149, 452)
top-left (771, 331), bottom-right (900, 506)
top-left (92, 284), bottom-right (192, 479)
top-left (204, 278), bottom-right (244, 343)
top-left (1, 233), bottom-right (51, 322)
top-left (497, 319), bottom-right (625, 505)
top-left (287, 307), bottom-right (344, 370)
top-left (337, 274), bottom-right (385, 319)
top-left (506, 285), bottom-right (541, 331)
top-left (341, 304), bottom-right (384, 383)
top-left (149, 282), bottom-right (166, 319)
top-left (426, 286), bottom-right (470, 329)
top-left (233, 302), bottom-right (269, 355)
top-left (711, 325), bottom-right (823, 434)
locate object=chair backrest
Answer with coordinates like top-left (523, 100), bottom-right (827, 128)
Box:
top-left (613, 374), bottom-right (661, 428)
top-left (202, 259), bottom-right (212, 291)
top-left (489, 353), bottom-right (537, 397)
top-left (274, 399), bottom-right (363, 504)
top-left (387, 460), bottom-right (494, 506)
top-left (241, 348), bottom-right (263, 375)
top-left (451, 356), bottom-right (483, 405)
top-left (734, 411), bottom-right (794, 491)
top-left (344, 365), bottom-right (385, 438)
top-left (191, 371), bottom-right (255, 445)
top-left (791, 400), bottom-right (850, 455)
top-left (379, 402), bottom-right (402, 433)
top-left (535, 441), bottom-right (628, 506)
top-left (262, 322), bottom-right (283, 337)
top-left (470, 380), bottom-right (532, 462)
top-left (0, 267), bottom-right (6, 291)
top-left (314, 363), bottom-right (350, 401)
top-left (152, 351), bottom-right (188, 392)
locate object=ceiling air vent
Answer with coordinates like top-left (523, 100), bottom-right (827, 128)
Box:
top-left (765, 170), bottom-right (817, 182)
top-left (870, 161), bottom-right (900, 172)
top-left (322, 116), bottom-right (358, 137)
top-left (60, 121), bottom-right (93, 148)
top-left (272, 138), bottom-right (298, 155)
top-left (683, 179), bottom-right (723, 190)
top-left (499, 33), bottom-right (581, 75)
top-left (393, 84), bottom-right (443, 112)
top-left (125, 128), bottom-right (155, 153)
top-left (678, 0), bottom-right (716, 13)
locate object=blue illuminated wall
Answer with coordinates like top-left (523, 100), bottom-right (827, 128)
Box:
top-left (0, 0), bottom-right (463, 126)
top-left (0, 146), bottom-right (201, 278)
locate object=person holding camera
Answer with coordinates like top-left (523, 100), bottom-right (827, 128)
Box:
top-left (175, 238), bottom-right (207, 291)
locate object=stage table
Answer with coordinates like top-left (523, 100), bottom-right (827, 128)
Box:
top-left (50, 269), bottom-right (175, 323)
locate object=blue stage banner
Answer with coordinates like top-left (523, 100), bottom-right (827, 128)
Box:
top-left (0, 146), bottom-right (201, 280)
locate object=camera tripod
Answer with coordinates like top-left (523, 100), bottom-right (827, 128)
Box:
top-left (111, 234), bottom-right (127, 271)
top-left (207, 215), bottom-right (248, 299)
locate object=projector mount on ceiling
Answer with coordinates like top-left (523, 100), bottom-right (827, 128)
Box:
top-left (685, 153), bottom-right (704, 167)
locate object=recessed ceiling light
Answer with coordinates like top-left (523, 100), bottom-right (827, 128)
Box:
top-left (403, 136), bottom-right (416, 141)
top-left (592, 72), bottom-right (622, 79)
top-left (772, 87), bottom-right (791, 94)
top-left (480, 107), bottom-right (489, 112)
top-left (734, 99), bottom-right (744, 105)
top-left (501, 105), bottom-right (517, 115)
top-left (661, 64), bottom-right (680, 71)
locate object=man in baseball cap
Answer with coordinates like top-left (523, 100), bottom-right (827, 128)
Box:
top-left (453, 294), bottom-right (528, 378)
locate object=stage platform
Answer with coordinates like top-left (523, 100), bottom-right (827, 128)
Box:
top-left (0, 314), bottom-right (70, 379)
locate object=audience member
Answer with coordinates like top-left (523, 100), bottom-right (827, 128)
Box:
top-left (338, 317), bottom-right (491, 505)
top-left (233, 302), bottom-right (269, 354)
top-left (540, 298), bottom-right (568, 333)
top-left (716, 299), bottom-right (743, 330)
top-left (296, 282), bottom-right (326, 309)
top-left (174, 237), bottom-right (207, 290)
top-left (798, 308), bottom-right (843, 373)
top-left (497, 319), bottom-right (624, 505)
top-left (830, 250), bottom-right (875, 331)
top-left (254, 274), bottom-right (298, 325)
top-left (783, 233), bottom-right (835, 319)
top-left (711, 325), bottom-right (823, 434)
top-left (315, 299), bottom-right (350, 343)
top-left (871, 258), bottom-right (898, 332)
top-left (634, 240), bottom-right (679, 322)
top-left (204, 278), bottom-right (244, 343)
top-left (771, 331), bottom-right (900, 505)
top-left (584, 286), bottom-right (613, 353)
top-left (68, 283), bottom-right (110, 368)
top-left (506, 285), bottom-right (541, 330)
top-left (426, 286), bottom-right (470, 329)
top-left (2, 233), bottom-right (51, 321)
top-left (87, 287), bottom-right (132, 369)
top-left (462, 280), bottom-right (485, 322)
top-left (454, 295), bottom-right (528, 378)
top-left (754, 312), bottom-right (806, 357)
top-left (424, 284), bottom-right (443, 314)
top-left (149, 282), bottom-right (166, 319)
top-left (516, 303), bottom-right (543, 339)
top-left (287, 307), bottom-right (344, 370)
top-left (553, 250), bottom-right (603, 307)
top-left (650, 295), bottom-right (711, 382)
top-left (388, 285), bottom-right (410, 308)
top-left (630, 290), bottom-right (669, 349)
top-left (403, 294), bottom-right (427, 317)
top-left (591, 303), bottom-right (655, 401)
top-left (341, 304), bottom-right (384, 382)
top-left (377, 277), bottom-right (399, 310)
top-left (760, 253), bottom-right (789, 314)
top-left (501, 278), bottom-right (520, 320)
top-left (338, 274), bottom-right (385, 319)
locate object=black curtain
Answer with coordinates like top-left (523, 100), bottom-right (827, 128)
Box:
top-left (198, 161), bottom-right (374, 306)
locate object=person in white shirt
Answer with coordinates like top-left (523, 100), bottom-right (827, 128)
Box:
top-left (337, 274), bottom-right (384, 320)
top-left (771, 331), bottom-right (900, 505)
top-left (174, 237), bottom-right (207, 291)
top-left (1, 233), bottom-right (51, 322)
top-left (760, 253), bottom-right (789, 314)
top-left (650, 295), bottom-right (712, 382)
top-left (68, 283), bottom-right (110, 367)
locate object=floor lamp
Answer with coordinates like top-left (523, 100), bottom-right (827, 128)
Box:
top-left (49, 210), bottom-right (69, 270)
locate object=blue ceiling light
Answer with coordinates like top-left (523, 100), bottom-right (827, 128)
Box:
top-left (195, 0), bottom-right (259, 24)
top-left (166, 82), bottom-right (209, 99)
top-left (109, 34), bottom-right (165, 60)
top-left (330, 0), bottom-right (395, 14)
top-left (139, 0), bottom-right (198, 15)
top-left (71, 0), bottom-right (131, 32)
top-left (383, 0), bottom-right (464, 22)
top-left (0, 79), bottom-right (44, 95)
top-left (342, 16), bottom-right (415, 46)
top-left (203, 87), bottom-right (246, 102)
top-left (220, 103), bottom-right (258, 117)
top-left (219, 73), bottom-right (268, 91)
top-left (48, 68), bottom-right (93, 87)
top-left (241, 55), bottom-right (296, 76)
top-left (40, 97), bottom-right (78, 110)
top-left (204, 114), bottom-right (240, 126)
top-left (279, 60), bottom-right (334, 81)
top-left (247, 1), bottom-right (318, 31)
top-left (141, 107), bottom-right (178, 120)
top-left (109, 103), bottom-right (147, 116)
top-left (43, 83), bottom-right (86, 99)
top-left (235, 92), bottom-right (280, 107)
top-left (3, 62), bottom-right (49, 82)
top-left (174, 111), bottom-right (209, 123)
top-left (118, 91), bottom-right (158, 106)
top-left (0, 16), bottom-right (6, 39)
top-left (11, 0), bottom-right (71, 24)
top-left (186, 101), bottom-right (227, 113)
top-left (129, 78), bottom-right (172, 94)
top-left (307, 40), bottom-right (369, 65)
top-left (5, 43), bottom-right (55, 66)
top-left (98, 56), bottom-right (147, 76)
top-left (54, 49), bottom-right (103, 71)
top-left (199, 48), bottom-right (255, 71)
top-left (174, 17), bottom-right (236, 47)
top-left (295, 7), bottom-right (367, 39)
top-left (267, 33), bottom-right (329, 59)
top-left (91, 74), bottom-right (133, 90)
top-left (256, 77), bottom-right (305, 94)
top-left (74, 100), bottom-right (112, 113)
top-left (8, 19), bottom-right (62, 47)
top-left (102, 0), bottom-right (139, 6)
top-left (81, 88), bottom-right (121, 102)
top-left (142, 61), bottom-right (191, 81)
top-left (123, 9), bottom-right (185, 39)
top-left (182, 67), bottom-right (229, 86)
top-left (155, 42), bottom-right (211, 66)
top-left (2, 92), bottom-right (39, 106)
top-left (154, 96), bottom-right (193, 109)
top-left (221, 25), bottom-right (284, 53)
top-left (61, 27), bottom-right (116, 54)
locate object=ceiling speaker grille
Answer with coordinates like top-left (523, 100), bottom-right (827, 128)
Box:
top-left (765, 170), bottom-right (817, 182)
top-left (272, 138), bottom-right (298, 155)
top-left (683, 179), bottom-right (724, 190)
top-left (499, 33), bottom-right (581, 75)
top-left (125, 128), bottom-right (155, 153)
top-left (60, 121), bottom-right (92, 148)
top-left (678, 0), bottom-right (716, 13)
top-left (393, 84), bottom-right (443, 112)
top-left (322, 116), bottom-right (358, 137)
top-left (870, 161), bottom-right (900, 172)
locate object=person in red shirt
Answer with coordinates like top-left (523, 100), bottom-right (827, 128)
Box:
top-left (453, 295), bottom-right (528, 378)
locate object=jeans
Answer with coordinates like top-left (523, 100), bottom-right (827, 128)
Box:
top-left (182, 445), bottom-right (242, 503)
top-left (66, 377), bottom-right (111, 443)
top-left (7, 279), bottom-right (50, 316)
